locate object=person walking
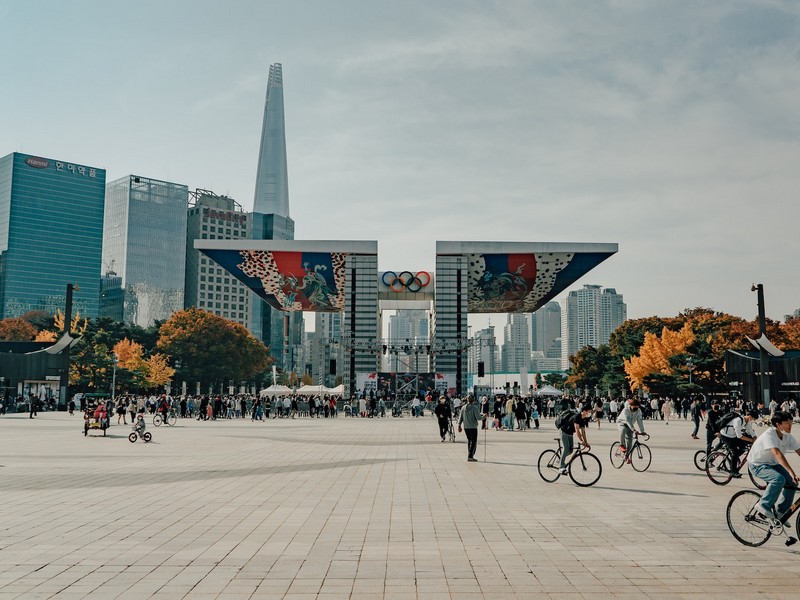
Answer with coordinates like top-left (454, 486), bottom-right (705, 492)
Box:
top-left (434, 397), bottom-right (452, 442)
top-left (458, 395), bottom-right (481, 462)
top-left (661, 398), bottom-right (671, 425)
top-left (690, 397), bottom-right (703, 439)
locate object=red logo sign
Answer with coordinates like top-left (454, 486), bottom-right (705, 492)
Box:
top-left (25, 157), bottom-right (49, 169)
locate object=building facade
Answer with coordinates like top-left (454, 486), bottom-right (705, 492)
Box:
top-left (253, 63), bottom-right (290, 218)
top-left (532, 301), bottom-right (561, 359)
top-left (102, 175), bottom-right (188, 327)
top-left (0, 152), bottom-right (105, 319)
top-left (501, 313), bottom-right (531, 374)
top-left (560, 284), bottom-right (627, 370)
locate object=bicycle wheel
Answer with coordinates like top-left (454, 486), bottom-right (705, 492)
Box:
top-left (143, 431), bottom-right (152, 443)
top-left (128, 432), bottom-right (137, 443)
top-left (153, 414), bottom-right (163, 427)
top-left (727, 490), bottom-right (771, 547)
top-left (630, 443), bottom-right (652, 472)
top-left (609, 442), bottom-right (625, 469)
top-left (537, 449), bottom-right (561, 483)
top-left (693, 450), bottom-right (707, 471)
top-left (748, 467), bottom-right (767, 491)
top-left (449, 423), bottom-right (456, 442)
top-left (569, 452), bottom-right (602, 487)
top-left (167, 413), bottom-right (177, 426)
top-left (706, 450), bottom-right (732, 485)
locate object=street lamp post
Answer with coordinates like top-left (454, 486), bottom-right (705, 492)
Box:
top-left (752, 284), bottom-right (771, 405)
top-left (111, 353), bottom-right (117, 403)
top-left (686, 358), bottom-right (694, 386)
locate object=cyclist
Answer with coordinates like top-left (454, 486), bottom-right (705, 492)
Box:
top-left (157, 394), bottom-right (171, 423)
top-left (558, 405), bottom-right (592, 474)
top-left (747, 411), bottom-right (800, 524)
top-left (434, 396), bottom-right (452, 442)
top-left (705, 401), bottom-right (724, 456)
top-left (719, 409), bottom-right (758, 478)
top-left (617, 398), bottom-right (646, 462)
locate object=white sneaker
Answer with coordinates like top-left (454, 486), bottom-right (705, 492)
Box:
top-left (559, 468), bottom-right (568, 475)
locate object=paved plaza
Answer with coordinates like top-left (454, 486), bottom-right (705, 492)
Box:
top-left (1, 410), bottom-right (798, 600)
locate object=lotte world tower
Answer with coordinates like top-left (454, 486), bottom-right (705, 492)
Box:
top-left (251, 63), bottom-right (302, 372)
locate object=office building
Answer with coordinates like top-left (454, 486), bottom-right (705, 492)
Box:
top-left (0, 152), bottom-right (105, 318)
top-left (469, 326), bottom-right (497, 376)
top-left (560, 284), bottom-right (627, 369)
top-left (532, 301), bottom-right (561, 359)
top-left (501, 313), bottom-right (531, 374)
top-left (253, 63), bottom-right (290, 218)
top-left (102, 175), bottom-right (188, 327)
top-left (185, 190), bottom-right (251, 326)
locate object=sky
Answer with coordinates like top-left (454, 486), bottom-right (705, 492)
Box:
top-left (2, 0), bottom-right (799, 327)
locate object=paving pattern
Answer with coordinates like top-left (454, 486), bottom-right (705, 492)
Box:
top-left (1, 411), bottom-right (798, 599)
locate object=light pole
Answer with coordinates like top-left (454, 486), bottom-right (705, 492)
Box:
top-left (111, 353), bottom-right (118, 403)
top-left (686, 357), bottom-right (694, 386)
top-left (752, 284), bottom-right (771, 405)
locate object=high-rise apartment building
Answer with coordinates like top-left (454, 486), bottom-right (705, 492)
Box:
top-left (560, 284), bottom-right (627, 369)
top-left (532, 301), bottom-right (561, 359)
top-left (185, 190), bottom-right (251, 326)
top-left (102, 175), bottom-right (188, 327)
top-left (469, 326), bottom-right (497, 376)
top-left (0, 152), bottom-right (105, 318)
top-left (312, 312), bottom-right (342, 386)
top-left (501, 313), bottom-right (531, 373)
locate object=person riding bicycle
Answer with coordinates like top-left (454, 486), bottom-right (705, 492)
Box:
top-left (616, 398), bottom-right (646, 461)
top-left (748, 410), bottom-right (800, 525)
top-left (157, 394), bottom-right (171, 422)
top-left (434, 396), bottom-right (452, 442)
top-left (134, 412), bottom-right (146, 435)
top-left (719, 409), bottom-right (758, 478)
top-left (558, 405), bottom-right (592, 475)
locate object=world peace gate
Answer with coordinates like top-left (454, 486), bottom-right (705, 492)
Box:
top-left (196, 239), bottom-right (618, 399)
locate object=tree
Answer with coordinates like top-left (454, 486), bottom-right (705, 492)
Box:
top-left (0, 317), bottom-right (38, 341)
top-left (301, 372), bottom-right (314, 385)
top-left (157, 308), bottom-right (272, 384)
top-left (143, 353), bottom-right (175, 389)
top-left (624, 323), bottom-right (695, 393)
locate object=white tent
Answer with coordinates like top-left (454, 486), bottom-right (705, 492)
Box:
top-left (260, 384), bottom-right (293, 397)
top-left (536, 384), bottom-right (563, 397)
top-left (326, 384), bottom-right (344, 396)
top-left (296, 384), bottom-right (327, 395)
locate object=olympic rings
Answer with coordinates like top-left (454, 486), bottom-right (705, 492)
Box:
top-left (381, 270), bottom-right (431, 293)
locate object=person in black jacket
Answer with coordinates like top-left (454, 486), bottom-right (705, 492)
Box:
top-left (434, 397), bottom-right (452, 441)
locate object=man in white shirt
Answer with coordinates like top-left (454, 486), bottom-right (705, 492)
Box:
top-left (748, 410), bottom-right (800, 524)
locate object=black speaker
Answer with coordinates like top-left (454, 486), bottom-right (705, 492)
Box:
top-left (329, 359), bottom-right (336, 375)
top-left (478, 361), bottom-right (485, 377)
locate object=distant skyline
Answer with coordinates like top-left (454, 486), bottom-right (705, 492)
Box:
top-left (2, 1), bottom-right (798, 323)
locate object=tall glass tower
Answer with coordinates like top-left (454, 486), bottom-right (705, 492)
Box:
top-left (0, 152), bottom-right (105, 319)
top-left (253, 63), bottom-right (290, 217)
top-left (250, 63), bottom-right (301, 372)
top-left (102, 175), bottom-right (188, 327)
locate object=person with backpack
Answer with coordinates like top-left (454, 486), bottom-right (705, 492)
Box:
top-left (705, 401), bottom-right (724, 455)
top-left (557, 406), bottom-right (592, 474)
top-left (457, 395), bottom-right (481, 462)
top-left (719, 409), bottom-right (758, 478)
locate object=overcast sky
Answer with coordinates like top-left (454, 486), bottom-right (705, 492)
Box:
top-left (2, 1), bottom-right (799, 326)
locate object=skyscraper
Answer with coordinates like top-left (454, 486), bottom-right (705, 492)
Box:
top-left (253, 63), bottom-right (290, 217)
top-left (560, 284), bottom-right (627, 369)
top-left (250, 63), bottom-right (302, 372)
top-left (532, 301), bottom-right (561, 359)
top-left (501, 313), bottom-right (531, 373)
top-left (102, 175), bottom-right (188, 327)
top-left (0, 152), bottom-right (105, 318)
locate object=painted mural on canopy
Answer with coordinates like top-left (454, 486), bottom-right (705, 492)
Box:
top-left (466, 252), bottom-right (612, 313)
top-left (199, 249), bottom-right (348, 312)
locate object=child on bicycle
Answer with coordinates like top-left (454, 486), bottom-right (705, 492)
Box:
top-left (133, 412), bottom-right (146, 435)
top-left (748, 410), bottom-right (800, 524)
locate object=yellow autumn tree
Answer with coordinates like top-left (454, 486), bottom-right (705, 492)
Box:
top-left (143, 353), bottom-right (175, 389)
top-left (113, 338), bottom-right (146, 371)
top-left (624, 323), bottom-right (695, 391)
top-left (34, 330), bottom-right (57, 342)
top-left (53, 309), bottom-right (88, 336)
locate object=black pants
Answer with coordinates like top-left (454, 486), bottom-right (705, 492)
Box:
top-left (438, 418), bottom-right (448, 439)
top-left (724, 437), bottom-right (748, 474)
top-left (465, 428), bottom-right (478, 458)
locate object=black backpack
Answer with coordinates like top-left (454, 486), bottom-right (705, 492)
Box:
top-left (555, 409), bottom-right (576, 430)
top-left (715, 411), bottom-right (740, 434)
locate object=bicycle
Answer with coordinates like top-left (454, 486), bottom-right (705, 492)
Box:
top-left (538, 437), bottom-right (602, 487)
top-left (610, 431), bottom-right (652, 471)
top-left (693, 439), bottom-right (724, 471)
top-left (726, 483), bottom-right (800, 547)
top-left (447, 419), bottom-right (456, 443)
top-left (705, 443), bottom-right (766, 489)
top-left (153, 409), bottom-right (177, 427)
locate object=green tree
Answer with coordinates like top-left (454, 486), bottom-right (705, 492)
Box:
top-left (157, 308), bottom-right (272, 385)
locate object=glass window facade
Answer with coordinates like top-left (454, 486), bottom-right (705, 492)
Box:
top-left (102, 175), bottom-right (188, 327)
top-left (0, 152), bottom-right (105, 318)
